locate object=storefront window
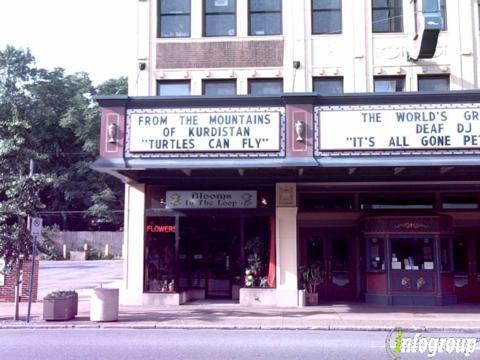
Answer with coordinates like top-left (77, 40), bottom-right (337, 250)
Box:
top-left (391, 237), bottom-right (434, 270)
top-left (244, 216), bottom-right (274, 287)
top-left (144, 216), bottom-right (176, 292)
top-left (366, 237), bottom-right (385, 271)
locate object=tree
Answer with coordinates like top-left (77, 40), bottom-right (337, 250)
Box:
top-left (0, 108), bottom-right (52, 319)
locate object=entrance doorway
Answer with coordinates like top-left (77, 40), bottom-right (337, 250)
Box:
top-left (179, 216), bottom-right (241, 298)
top-left (299, 229), bottom-right (357, 301)
top-left (453, 234), bottom-right (480, 302)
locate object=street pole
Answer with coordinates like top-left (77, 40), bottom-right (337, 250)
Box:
top-left (26, 233), bottom-right (37, 323)
top-left (26, 159), bottom-right (35, 323)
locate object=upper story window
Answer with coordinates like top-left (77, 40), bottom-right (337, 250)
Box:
top-left (157, 80), bottom-right (191, 96)
top-left (374, 76), bottom-right (405, 92)
top-left (158, 0), bottom-right (191, 38)
top-left (248, 79), bottom-right (283, 95)
top-left (313, 77), bottom-right (343, 95)
top-left (372, 0), bottom-right (403, 33)
top-left (417, 75), bottom-right (449, 92)
top-left (202, 79), bottom-right (237, 95)
top-left (312, 0), bottom-right (342, 34)
top-left (204, 0), bottom-right (236, 37)
top-left (249, 0), bottom-right (282, 35)
top-left (440, 0), bottom-right (447, 30)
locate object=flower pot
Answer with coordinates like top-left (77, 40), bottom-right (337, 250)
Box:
top-left (305, 292), bottom-right (318, 306)
top-left (43, 297), bottom-right (75, 321)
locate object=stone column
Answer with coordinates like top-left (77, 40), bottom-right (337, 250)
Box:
top-left (275, 183), bottom-right (299, 307)
top-left (121, 183), bottom-right (145, 305)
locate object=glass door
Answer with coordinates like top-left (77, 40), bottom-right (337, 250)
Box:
top-left (454, 236), bottom-right (480, 301)
top-left (328, 234), bottom-right (356, 300)
top-left (300, 229), bottom-right (357, 301)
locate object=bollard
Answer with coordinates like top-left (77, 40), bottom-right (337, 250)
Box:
top-left (63, 244), bottom-right (67, 259)
top-left (83, 243), bottom-right (88, 251)
top-left (105, 244), bottom-right (109, 257)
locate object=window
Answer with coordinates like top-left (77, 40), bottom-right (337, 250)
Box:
top-left (249, 0), bottom-right (282, 35)
top-left (248, 79), bottom-right (283, 95)
top-left (372, 0), bottom-right (403, 33)
top-left (417, 75), bottom-right (449, 92)
top-left (202, 79), bottom-right (236, 95)
top-left (312, 0), bottom-right (342, 34)
top-left (374, 76), bottom-right (405, 92)
top-left (391, 237), bottom-right (435, 271)
top-left (158, 0), bottom-right (190, 38)
top-left (313, 77), bottom-right (343, 95)
top-left (157, 80), bottom-right (190, 96)
top-left (440, 0), bottom-right (447, 30)
top-left (204, 0), bottom-right (236, 37)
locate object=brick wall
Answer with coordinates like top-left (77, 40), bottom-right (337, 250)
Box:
top-left (0, 259), bottom-right (39, 302)
top-left (157, 40), bottom-right (284, 69)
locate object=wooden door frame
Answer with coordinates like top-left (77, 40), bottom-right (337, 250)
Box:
top-left (453, 231), bottom-right (480, 302)
top-left (298, 227), bottom-right (358, 301)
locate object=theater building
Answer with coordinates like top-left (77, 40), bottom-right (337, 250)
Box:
top-left (93, 0), bottom-right (480, 306)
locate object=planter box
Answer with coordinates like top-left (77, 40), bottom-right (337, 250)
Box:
top-left (70, 251), bottom-right (87, 261)
top-left (305, 292), bottom-right (318, 306)
top-left (90, 288), bottom-right (119, 322)
top-left (239, 288), bottom-right (276, 306)
top-left (43, 297), bottom-right (75, 321)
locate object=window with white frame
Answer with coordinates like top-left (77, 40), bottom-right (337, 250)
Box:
top-left (248, 79), bottom-right (283, 95)
top-left (158, 0), bottom-right (190, 38)
top-left (157, 81), bottom-right (191, 96)
top-left (249, 0), bottom-right (282, 35)
top-left (202, 79), bottom-right (237, 95)
top-left (374, 76), bottom-right (405, 92)
top-left (417, 75), bottom-right (449, 92)
top-left (372, 0), bottom-right (403, 33)
top-left (204, 0), bottom-right (236, 37)
top-left (312, 0), bottom-right (342, 34)
top-left (313, 77), bottom-right (344, 95)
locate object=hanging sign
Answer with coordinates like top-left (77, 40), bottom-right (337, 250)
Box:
top-left (319, 105), bottom-right (480, 151)
top-left (129, 109), bottom-right (280, 153)
top-left (166, 191), bottom-right (257, 209)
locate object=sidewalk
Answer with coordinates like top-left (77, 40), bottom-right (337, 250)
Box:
top-left (1, 299), bottom-right (480, 332)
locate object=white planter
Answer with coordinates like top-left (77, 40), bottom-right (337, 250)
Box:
top-left (239, 288), bottom-right (277, 306)
top-left (90, 288), bottom-right (119, 322)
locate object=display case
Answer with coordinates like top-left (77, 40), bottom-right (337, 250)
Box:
top-left (363, 215), bottom-right (456, 306)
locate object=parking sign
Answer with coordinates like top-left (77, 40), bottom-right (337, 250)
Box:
top-left (30, 217), bottom-right (42, 236)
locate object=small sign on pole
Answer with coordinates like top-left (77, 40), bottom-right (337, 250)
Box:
top-left (30, 218), bottom-right (42, 236)
top-left (27, 217), bottom-right (42, 322)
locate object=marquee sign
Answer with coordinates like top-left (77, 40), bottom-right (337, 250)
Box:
top-left (318, 104), bottom-right (480, 152)
top-left (166, 191), bottom-right (257, 209)
top-left (128, 109), bottom-right (280, 153)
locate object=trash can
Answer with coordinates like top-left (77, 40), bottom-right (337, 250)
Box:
top-left (90, 288), bottom-right (119, 322)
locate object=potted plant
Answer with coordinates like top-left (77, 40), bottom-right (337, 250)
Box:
top-left (43, 290), bottom-right (78, 321)
top-left (299, 262), bottom-right (324, 306)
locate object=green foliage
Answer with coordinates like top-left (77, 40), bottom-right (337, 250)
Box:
top-left (299, 262), bottom-right (324, 293)
top-left (37, 226), bottom-right (63, 260)
top-left (0, 45), bottom-right (126, 235)
top-left (44, 290), bottom-right (77, 300)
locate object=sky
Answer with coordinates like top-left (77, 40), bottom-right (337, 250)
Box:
top-left (0, 0), bottom-right (136, 84)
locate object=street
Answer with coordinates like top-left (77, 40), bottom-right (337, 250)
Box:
top-left (0, 329), bottom-right (478, 360)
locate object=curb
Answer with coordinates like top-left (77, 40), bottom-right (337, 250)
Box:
top-left (1, 323), bottom-right (480, 333)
